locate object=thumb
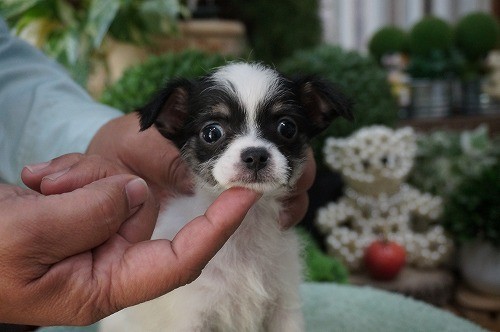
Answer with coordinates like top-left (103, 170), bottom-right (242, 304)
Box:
top-left (23, 175), bottom-right (150, 263)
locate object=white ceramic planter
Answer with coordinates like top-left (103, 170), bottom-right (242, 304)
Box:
top-left (459, 240), bottom-right (500, 295)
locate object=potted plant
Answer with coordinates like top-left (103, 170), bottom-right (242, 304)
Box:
top-left (0, 0), bottom-right (184, 87)
top-left (409, 127), bottom-right (499, 295)
top-left (368, 26), bottom-right (411, 113)
top-left (454, 12), bottom-right (499, 114)
top-left (443, 155), bottom-right (500, 295)
top-left (368, 25), bottom-right (408, 65)
top-left (406, 16), bottom-right (458, 118)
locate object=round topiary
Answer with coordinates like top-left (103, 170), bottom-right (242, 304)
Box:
top-left (409, 16), bottom-right (453, 56)
top-left (101, 50), bottom-right (231, 113)
top-left (279, 45), bottom-right (398, 160)
top-left (368, 26), bottom-right (408, 63)
top-left (455, 12), bottom-right (499, 61)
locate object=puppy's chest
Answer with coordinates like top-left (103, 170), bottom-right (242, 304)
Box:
top-left (145, 191), bottom-right (301, 331)
top-left (152, 189), bottom-right (294, 280)
top-left (153, 190), bottom-right (283, 244)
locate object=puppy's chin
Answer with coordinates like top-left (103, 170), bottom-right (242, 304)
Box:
top-left (220, 180), bottom-right (286, 194)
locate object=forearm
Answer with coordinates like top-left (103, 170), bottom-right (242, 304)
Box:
top-left (0, 18), bottom-right (121, 184)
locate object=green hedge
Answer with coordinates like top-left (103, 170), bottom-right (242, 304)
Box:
top-left (279, 45), bottom-right (398, 160)
top-left (101, 50), bottom-right (231, 113)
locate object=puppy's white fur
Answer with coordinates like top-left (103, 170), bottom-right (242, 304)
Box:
top-left (101, 64), bottom-right (305, 332)
top-left (101, 190), bottom-right (303, 332)
top-left (212, 134), bottom-right (291, 192)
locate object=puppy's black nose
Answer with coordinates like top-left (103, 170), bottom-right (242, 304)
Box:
top-left (241, 147), bottom-right (270, 171)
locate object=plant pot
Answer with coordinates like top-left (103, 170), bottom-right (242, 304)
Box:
top-left (460, 79), bottom-right (482, 115)
top-left (410, 79), bottom-right (452, 118)
top-left (459, 240), bottom-right (500, 296)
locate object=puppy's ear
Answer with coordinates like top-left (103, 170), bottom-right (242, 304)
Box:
top-left (295, 77), bottom-right (354, 135)
top-left (138, 78), bottom-right (193, 142)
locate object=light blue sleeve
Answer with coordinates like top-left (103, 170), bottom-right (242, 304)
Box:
top-left (0, 18), bottom-right (123, 185)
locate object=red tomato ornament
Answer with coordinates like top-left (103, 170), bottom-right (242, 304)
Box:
top-left (364, 240), bottom-right (406, 280)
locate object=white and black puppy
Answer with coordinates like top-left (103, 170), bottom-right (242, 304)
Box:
top-left (101, 63), bottom-right (352, 332)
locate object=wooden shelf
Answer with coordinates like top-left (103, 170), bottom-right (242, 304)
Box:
top-left (448, 283), bottom-right (500, 332)
top-left (398, 113), bottom-right (500, 136)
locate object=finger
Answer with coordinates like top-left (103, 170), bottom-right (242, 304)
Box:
top-left (170, 187), bottom-right (261, 282)
top-left (279, 148), bottom-right (316, 229)
top-left (39, 155), bottom-right (128, 195)
top-left (124, 126), bottom-right (194, 194)
top-left (295, 147), bottom-right (317, 194)
top-left (111, 187), bottom-right (260, 306)
top-left (118, 183), bottom-right (159, 243)
top-left (24, 155), bottom-right (158, 243)
top-left (18, 175), bottom-right (150, 263)
top-left (279, 193), bottom-right (309, 230)
top-left (88, 114), bottom-right (193, 194)
top-left (22, 153), bottom-right (85, 192)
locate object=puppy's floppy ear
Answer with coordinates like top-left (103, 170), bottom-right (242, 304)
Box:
top-left (295, 77), bottom-right (354, 135)
top-left (138, 78), bottom-right (193, 142)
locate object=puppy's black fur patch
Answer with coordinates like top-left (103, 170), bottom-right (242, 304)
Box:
top-left (138, 64), bottom-right (353, 187)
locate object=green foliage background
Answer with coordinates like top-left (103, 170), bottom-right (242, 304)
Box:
top-left (100, 50), bottom-right (231, 113)
top-left (279, 45), bottom-right (398, 161)
top-left (222, 0), bottom-right (322, 64)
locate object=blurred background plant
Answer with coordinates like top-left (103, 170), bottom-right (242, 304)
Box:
top-left (405, 16), bottom-right (461, 79)
top-left (298, 229), bottom-right (349, 283)
top-left (100, 49), bottom-right (230, 113)
top-left (279, 44), bottom-right (399, 160)
top-left (409, 126), bottom-right (498, 201)
top-left (368, 25), bottom-right (408, 65)
top-left (219, 0), bottom-right (322, 65)
top-left (442, 155), bottom-right (500, 247)
top-left (455, 11), bottom-right (499, 81)
top-left (0, 0), bottom-right (186, 85)
top-left (408, 125), bottom-right (499, 248)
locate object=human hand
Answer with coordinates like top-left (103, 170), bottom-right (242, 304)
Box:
top-left (86, 113), bottom-right (192, 194)
top-left (87, 113), bottom-right (315, 229)
top-left (0, 154), bottom-right (259, 326)
top-left (279, 147), bottom-right (317, 229)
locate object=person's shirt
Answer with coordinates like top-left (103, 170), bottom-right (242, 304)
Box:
top-left (0, 17), bottom-right (121, 185)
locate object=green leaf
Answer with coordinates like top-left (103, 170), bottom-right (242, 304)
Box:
top-left (55, 0), bottom-right (78, 26)
top-left (0, 0), bottom-right (43, 18)
top-left (86, 0), bottom-right (121, 47)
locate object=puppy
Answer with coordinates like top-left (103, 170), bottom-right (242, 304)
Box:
top-left (100, 63), bottom-right (352, 331)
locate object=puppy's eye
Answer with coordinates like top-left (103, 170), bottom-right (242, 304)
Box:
top-left (201, 123), bottom-right (224, 144)
top-left (277, 118), bottom-right (297, 140)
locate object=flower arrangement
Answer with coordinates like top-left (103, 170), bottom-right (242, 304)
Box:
top-left (316, 126), bottom-right (453, 270)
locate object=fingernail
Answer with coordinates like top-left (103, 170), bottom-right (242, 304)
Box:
top-left (126, 178), bottom-right (148, 210)
top-left (25, 161), bottom-right (50, 173)
top-left (43, 168), bottom-right (70, 181)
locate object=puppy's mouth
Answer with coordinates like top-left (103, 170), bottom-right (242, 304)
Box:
top-left (224, 168), bottom-right (287, 192)
top-left (211, 143), bottom-right (291, 193)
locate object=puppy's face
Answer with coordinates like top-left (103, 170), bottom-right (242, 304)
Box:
top-left (139, 63), bottom-right (352, 193)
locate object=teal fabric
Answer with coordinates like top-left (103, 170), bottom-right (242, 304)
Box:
top-left (39, 282), bottom-right (484, 332)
